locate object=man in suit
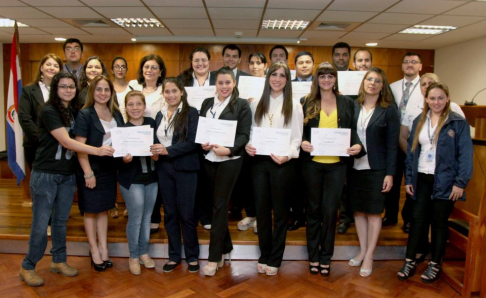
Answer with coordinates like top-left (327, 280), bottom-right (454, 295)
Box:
top-left (216, 44), bottom-right (250, 83)
top-left (62, 38), bottom-right (84, 81)
top-left (332, 42), bottom-right (353, 71)
top-left (293, 51), bottom-right (314, 82)
top-left (269, 45), bottom-right (289, 65)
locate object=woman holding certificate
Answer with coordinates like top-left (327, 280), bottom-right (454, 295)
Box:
top-left (397, 82), bottom-right (472, 283)
top-left (347, 68), bottom-right (400, 277)
top-left (150, 77), bottom-right (201, 273)
top-left (301, 62), bottom-right (363, 276)
top-left (199, 67), bottom-right (252, 276)
top-left (245, 62), bottom-right (303, 275)
top-left (74, 75), bottom-right (124, 272)
top-left (117, 91), bottom-right (158, 275)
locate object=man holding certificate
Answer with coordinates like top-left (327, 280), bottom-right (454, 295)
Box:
top-left (245, 62), bottom-right (303, 276)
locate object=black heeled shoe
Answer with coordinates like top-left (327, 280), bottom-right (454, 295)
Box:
top-left (103, 259), bottom-right (113, 268)
top-left (309, 263), bottom-right (319, 275)
top-left (320, 264), bottom-right (331, 277)
top-left (421, 262), bottom-right (441, 284)
top-left (89, 251), bottom-right (106, 272)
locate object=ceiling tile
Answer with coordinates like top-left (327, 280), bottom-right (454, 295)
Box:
top-left (37, 7), bottom-right (103, 18)
top-left (444, 2), bottom-right (486, 17)
top-left (387, 0), bottom-right (465, 14)
top-left (152, 7), bottom-right (207, 19)
top-left (369, 13), bottom-right (434, 25)
top-left (215, 29), bottom-right (257, 37)
top-left (77, 34), bottom-right (136, 43)
top-left (0, 7), bottom-right (51, 18)
top-left (92, 7), bottom-right (155, 18)
top-left (0, 0), bottom-right (26, 6)
top-left (170, 28), bottom-right (214, 36)
top-left (353, 23), bottom-right (408, 33)
top-left (21, 0), bottom-right (84, 6)
top-left (267, 0), bottom-right (331, 10)
top-left (423, 19), bottom-right (486, 48)
top-left (163, 19), bottom-right (211, 29)
top-left (343, 32), bottom-right (390, 40)
top-left (17, 18), bottom-right (74, 28)
top-left (301, 31), bottom-right (345, 39)
top-left (212, 19), bottom-right (260, 29)
top-left (82, 28), bottom-right (130, 35)
top-left (208, 8), bottom-right (263, 19)
top-left (258, 30), bottom-right (301, 38)
top-left (383, 33), bottom-right (431, 41)
top-left (0, 27), bottom-right (50, 35)
top-left (264, 9), bottom-right (320, 20)
top-left (143, 0), bottom-right (204, 6)
top-left (327, 0), bottom-right (399, 12)
top-left (126, 27), bottom-right (172, 36)
top-left (206, 0), bottom-right (266, 8)
top-left (317, 11), bottom-right (378, 22)
top-left (38, 27), bottom-right (90, 35)
top-left (82, 0), bottom-right (143, 6)
top-left (419, 15), bottom-right (486, 27)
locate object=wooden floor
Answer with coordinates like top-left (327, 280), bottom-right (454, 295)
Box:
top-left (0, 254), bottom-right (462, 298)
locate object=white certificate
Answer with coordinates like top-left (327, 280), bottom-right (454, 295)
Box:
top-left (311, 128), bottom-right (350, 156)
top-left (238, 76), bottom-right (265, 101)
top-left (252, 127), bottom-right (291, 156)
top-left (292, 81), bottom-right (312, 104)
top-left (111, 125), bottom-right (153, 157)
top-left (338, 71), bottom-right (366, 95)
top-left (195, 117), bottom-right (237, 147)
top-left (184, 86), bottom-right (216, 110)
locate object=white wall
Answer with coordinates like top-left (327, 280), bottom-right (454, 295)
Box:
top-left (435, 36), bottom-right (486, 106)
top-left (0, 43), bottom-right (5, 151)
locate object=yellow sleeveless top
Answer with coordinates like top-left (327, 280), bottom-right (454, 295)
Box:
top-left (312, 109), bottom-right (341, 164)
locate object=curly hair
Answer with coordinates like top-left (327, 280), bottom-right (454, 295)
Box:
top-left (45, 72), bottom-right (80, 126)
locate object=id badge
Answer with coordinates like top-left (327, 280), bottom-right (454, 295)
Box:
top-left (425, 150), bottom-right (435, 163)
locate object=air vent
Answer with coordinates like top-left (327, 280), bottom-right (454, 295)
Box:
top-left (72, 19), bottom-right (110, 27)
top-left (316, 23), bottom-right (350, 30)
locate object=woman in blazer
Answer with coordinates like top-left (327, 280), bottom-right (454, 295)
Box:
top-left (245, 62), bottom-right (303, 275)
top-left (180, 47), bottom-right (215, 87)
top-left (79, 57), bottom-right (109, 105)
top-left (301, 62), bottom-right (363, 276)
top-left (150, 77), bottom-right (200, 273)
top-left (199, 66), bottom-right (252, 276)
top-left (398, 82), bottom-right (473, 283)
top-left (74, 75), bottom-right (124, 271)
top-left (347, 67), bottom-right (399, 277)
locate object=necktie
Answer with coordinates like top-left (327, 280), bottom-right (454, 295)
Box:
top-left (399, 81), bottom-right (412, 120)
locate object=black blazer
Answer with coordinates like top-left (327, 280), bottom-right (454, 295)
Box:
top-left (292, 76), bottom-right (313, 82)
top-left (178, 72), bottom-right (216, 87)
top-left (200, 97), bottom-right (251, 157)
top-left (73, 106), bottom-right (125, 172)
top-left (353, 101), bottom-right (400, 175)
top-left (154, 107), bottom-right (200, 171)
top-left (301, 94), bottom-right (364, 162)
top-left (18, 84), bottom-right (44, 147)
top-left (210, 69), bottom-right (250, 84)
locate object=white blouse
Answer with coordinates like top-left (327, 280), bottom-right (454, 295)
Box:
top-left (353, 106), bottom-right (375, 170)
top-left (116, 85), bottom-right (132, 122)
top-left (156, 101), bottom-right (183, 147)
top-left (100, 118), bottom-right (117, 146)
top-left (417, 111), bottom-right (438, 175)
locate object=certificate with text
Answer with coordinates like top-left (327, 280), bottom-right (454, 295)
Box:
top-left (238, 76), bottom-right (265, 101)
top-left (195, 117), bottom-right (237, 147)
top-left (338, 71), bottom-right (366, 95)
top-left (291, 81), bottom-right (312, 104)
top-left (185, 86), bottom-right (216, 110)
top-left (252, 127), bottom-right (291, 156)
top-left (311, 128), bottom-right (350, 156)
top-left (112, 125), bottom-right (153, 157)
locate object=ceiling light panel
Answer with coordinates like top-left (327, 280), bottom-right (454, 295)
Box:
top-left (0, 18), bottom-right (28, 27)
top-left (111, 18), bottom-right (163, 28)
top-left (399, 25), bottom-right (457, 34)
top-left (261, 20), bottom-right (309, 30)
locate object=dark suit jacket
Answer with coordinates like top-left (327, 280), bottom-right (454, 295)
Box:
top-left (178, 72), bottom-right (216, 87)
top-left (353, 101), bottom-right (400, 175)
top-left (210, 69), bottom-right (250, 84)
top-left (154, 107), bottom-right (200, 171)
top-left (292, 76), bottom-right (313, 82)
top-left (200, 97), bottom-right (251, 157)
top-left (301, 94), bottom-right (364, 162)
top-left (18, 84), bottom-right (44, 147)
top-left (73, 106), bottom-right (124, 172)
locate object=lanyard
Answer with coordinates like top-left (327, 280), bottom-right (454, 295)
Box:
top-left (163, 110), bottom-right (178, 139)
top-left (427, 117), bottom-right (436, 147)
top-left (402, 79), bottom-right (419, 102)
top-left (210, 101), bottom-right (224, 118)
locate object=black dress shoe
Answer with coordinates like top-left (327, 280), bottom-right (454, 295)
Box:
top-left (163, 262), bottom-right (180, 273)
top-left (337, 222), bottom-right (350, 234)
top-left (188, 263), bottom-right (200, 273)
top-left (402, 222), bottom-right (411, 233)
top-left (89, 252), bottom-right (106, 272)
top-left (103, 259), bottom-right (113, 268)
top-left (287, 219), bottom-right (305, 231)
top-left (382, 217), bottom-right (398, 226)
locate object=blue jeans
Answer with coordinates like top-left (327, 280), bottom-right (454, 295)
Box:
top-left (120, 182), bottom-right (158, 258)
top-left (22, 170), bottom-right (76, 270)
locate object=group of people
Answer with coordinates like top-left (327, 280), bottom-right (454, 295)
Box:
top-left (17, 38), bottom-right (473, 287)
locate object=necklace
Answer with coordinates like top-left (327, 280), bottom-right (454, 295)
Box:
top-left (266, 99), bottom-right (281, 127)
top-left (143, 87), bottom-right (157, 93)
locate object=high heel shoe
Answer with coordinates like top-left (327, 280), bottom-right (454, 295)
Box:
top-left (103, 259), bottom-right (113, 268)
top-left (360, 267), bottom-right (373, 277)
top-left (348, 258), bottom-right (363, 267)
top-left (257, 263), bottom-right (267, 274)
top-left (320, 264), bottom-right (331, 277)
top-left (89, 252), bottom-right (106, 272)
top-left (203, 264), bottom-right (218, 276)
top-left (265, 266), bottom-right (278, 276)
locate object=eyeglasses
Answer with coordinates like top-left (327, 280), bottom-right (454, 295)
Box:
top-left (58, 85), bottom-right (76, 90)
top-left (403, 60), bottom-right (421, 65)
top-left (143, 65), bottom-right (159, 71)
top-left (65, 47), bottom-right (81, 53)
top-left (193, 59), bottom-right (208, 64)
top-left (366, 77), bottom-right (382, 84)
top-left (113, 65), bottom-right (127, 70)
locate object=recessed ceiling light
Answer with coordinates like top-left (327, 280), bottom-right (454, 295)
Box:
top-left (131, 38), bottom-right (136, 42)
top-left (262, 20), bottom-right (309, 30)
top-left (111, 18), bottom-right (163, 28)
top-left (0, 18), bottom-right (28, 27)
top-left (366, 43), bottom-right (378, 46)
top-left (399, 25), bottom-right (457, 35)
top-left (55, 37), bottom-right (66, 41)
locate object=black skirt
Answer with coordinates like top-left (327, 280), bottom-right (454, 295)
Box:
top-left (77, 169), bottom-right (117, 213)
top-left (348, 169), bottom-right (386, 214)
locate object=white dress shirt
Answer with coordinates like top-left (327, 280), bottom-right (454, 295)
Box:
top-left (353, 106), bottom-right (375, 170)
top-left (193, 72), bottom-right (211, 87)
top-left (156, 101), bottom-right (183, 147)
top-left (390, 76), bottom-right (422, 125)
top-left (128, 80), bottom-right (165, 119)
top-left (38, 81), bottom-right (50, 102)
top-left (417, 111), bottom-right (437, 175)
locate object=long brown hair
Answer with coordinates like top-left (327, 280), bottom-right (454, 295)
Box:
top-left (254, 62), bottom-right (293, 126)
top-left (303, 62), bottom-right (339, 124)
top-left (32, 53), bottom-right (63, 85)
top-left (214, 67), bottom-right (239, 113)
top-left (411, 82), bottom-right (451, 152)
top-left (357, 67), bottom-right (393, 108)
top-left (83, 75), bottom-right (119, 115)
top-left (162, 77), bottom-right (191, 142)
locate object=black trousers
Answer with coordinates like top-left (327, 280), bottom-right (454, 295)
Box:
top-left (196, 153), bottom-right (212, 226)
top-left (405, 173), bottom-right (455, 263)
top-left (252, 157), bottom-right (293, 267)
top-left (384, 150), bottom-right (413, 223)
top-left (24, 146), bottom-right (37, 170)
top-left (304, 161), bottom-right (347, 264)
top-left (204, 158), bottom-right (242, 262)
top-left (288, 159), bottom-right (306, 222)
top-left (231, 152), bottom-right (256, 217)
top-left (158, 160), bottom-right (199, 263)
